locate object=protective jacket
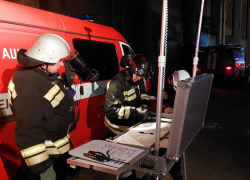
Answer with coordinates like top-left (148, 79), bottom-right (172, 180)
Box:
top-left (8, 65), bottom-right (76, 174)
top-left (103, 70), bottom-right (150, 134)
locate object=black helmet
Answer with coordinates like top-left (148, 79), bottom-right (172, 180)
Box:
top-left (129, 54), bottom-right (148, 77)
top-left (120, 54), bottom-right (132, 68)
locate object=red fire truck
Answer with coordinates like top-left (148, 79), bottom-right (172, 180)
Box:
top-left (198, 44), bottom-right (249, 81)
top-left (0, 1), bottom-right (134, 179)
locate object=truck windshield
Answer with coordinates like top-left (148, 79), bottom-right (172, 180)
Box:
top-left (122, 44), bottom-right (135, 56)
top-left (73, 39), bottom-right (119, 80)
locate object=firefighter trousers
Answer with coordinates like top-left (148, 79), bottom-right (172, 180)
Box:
top-left (12, 152), bottom-right (70, 180)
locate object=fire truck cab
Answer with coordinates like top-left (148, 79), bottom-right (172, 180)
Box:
top-left (0, 1), bottom-right (134, 179)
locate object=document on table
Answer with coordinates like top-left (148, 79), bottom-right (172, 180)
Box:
top-left (113, 122), bottom-right (171, 148)
top-left (69, 140), bottom-right (145, 169)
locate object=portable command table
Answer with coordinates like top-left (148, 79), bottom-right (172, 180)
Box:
top-left (68, 74), bottom-right (213, 180)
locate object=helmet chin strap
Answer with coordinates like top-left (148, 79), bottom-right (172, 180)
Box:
top-left (40, 64), bottom-right (56, 77)
top-left (40, 64), bottom-right (49, 74)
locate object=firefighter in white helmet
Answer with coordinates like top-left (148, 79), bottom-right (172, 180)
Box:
top-left (172, 70), bottom-right (191, 90)
top-left (165, 70), bottom-right (190, 180)
top-left (147, 69), bottom-right (190, 180)
top-left (8, 34), bottom-right (77, 180)
top-left (162, 70), bottom-right (191, 114)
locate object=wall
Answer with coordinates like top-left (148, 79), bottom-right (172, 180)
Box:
top-left (64, 0), bottom-right (113, 27)
top-left (5, 0), bottom-right (39, 8)
top-left (6, 0), bottom-right (248, 72)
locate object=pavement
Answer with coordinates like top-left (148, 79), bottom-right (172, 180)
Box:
top-left (68, 79), bottom-right (250, 180)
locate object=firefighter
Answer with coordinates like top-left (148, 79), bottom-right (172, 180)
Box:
top-left (162, 70), bottom-right (191, 114)
top-left (148, 69), bottom-right (190, 180)
top-left (102, 54), bottom-right (150, 180)
top-left (8, 34), bottom-right (76, 180)
top-left (103, 54), bottom-right (151, 136)
top-left (165, 70), bottom-right (190, 180)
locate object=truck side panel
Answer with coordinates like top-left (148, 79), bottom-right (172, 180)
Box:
top-left (0, 1), bottom-right (128, 179)
top-left (0, 1), bottom-right (63, 30)
top-left (0, 22), bottom-right (69, 178)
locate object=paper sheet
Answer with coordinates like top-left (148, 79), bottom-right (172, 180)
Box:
top-left (113, 122), bottom-right (171, 148)
top-left (69, 140), bottom-right (145, 169)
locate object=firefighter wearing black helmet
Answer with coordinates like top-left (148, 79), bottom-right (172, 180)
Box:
top-left (103, 54), bottom-right (151, 136)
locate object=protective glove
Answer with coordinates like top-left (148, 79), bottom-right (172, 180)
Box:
top-left (136, 106), bottom-right (149, 122)
top-left (136, 106), bottom-right (148, 115)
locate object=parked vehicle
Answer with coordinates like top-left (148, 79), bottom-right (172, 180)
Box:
top-left (198, 44), bottom-right (249, 82)
top-left (0, 1), bottom-right (134, 179)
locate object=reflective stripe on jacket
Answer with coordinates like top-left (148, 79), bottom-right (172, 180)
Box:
top-left (8, 66), bottom-right (75, 174)
top-left (103, 70), bottom-right (150, 133)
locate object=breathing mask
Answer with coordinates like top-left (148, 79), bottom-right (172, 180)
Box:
top-left (62, 50), bottom-right (100, 86)
top-left (120, 54), bottom-right (150, 80)
top-left (129, 54), bottom-right (148, 78)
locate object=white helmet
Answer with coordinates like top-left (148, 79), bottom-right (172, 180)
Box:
top-left (24, 34), bottom-right (70, 64)
top-left (172, 70), bottom-right (190, 90)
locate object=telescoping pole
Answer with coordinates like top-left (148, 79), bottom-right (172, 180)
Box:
top-left (192, 0), bottom-right (205, 77)
top-left (155, 0), bottom-right (168, 157)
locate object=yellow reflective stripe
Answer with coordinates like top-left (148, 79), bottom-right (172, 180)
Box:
top-left (54, 136), bottom-right (69, 149)
top-left (118, 106), bottom-right (125, 119)
top-left (46, 147), bottom-right (60, 155)
top-left (45, 140), bottom-right (60, 155)
top-left (51, 91), bottom-right (65, 107)
top-left (12, 89), bottom-right (17, 99)
top-left (104, 116), bottom-right (130, 131)
top-left (123, 88), bottom-right (135, 96)
top-left (45, 139), bottom-right (69, 155)
top-left (141, 94), bottom-right (149, 100)
top-left (8, 90), bottom-right (12, 105)
top-left (124, 94), bottom-right (136, 101)
top-left (25, 151), bottom-right (49, 166)
top-left (118, 106), bottom-right (132, 119)
top-left (57, 143), bottom-right (70, 154)
top-left (106, 81), bottom-right (111, 90)
top-left (8, 80), bottom-right (17, 99)
top-left (21, 144), bottom-right (46, 158)
top-left (44, 85), bottom-right (60, 101)
top-left (8, 81), bottom-right (15, 92)
top-left (124, 107), bottom-right (131, 119)
top-left (45, 140), bottom-right (54, 148)
top-left (104, 121), bottom-right (123, 135)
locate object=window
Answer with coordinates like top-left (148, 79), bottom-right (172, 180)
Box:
top-left (73, 39), bottom-right (119, 80)
top-left (122, 44), bottom-right (135, 56)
